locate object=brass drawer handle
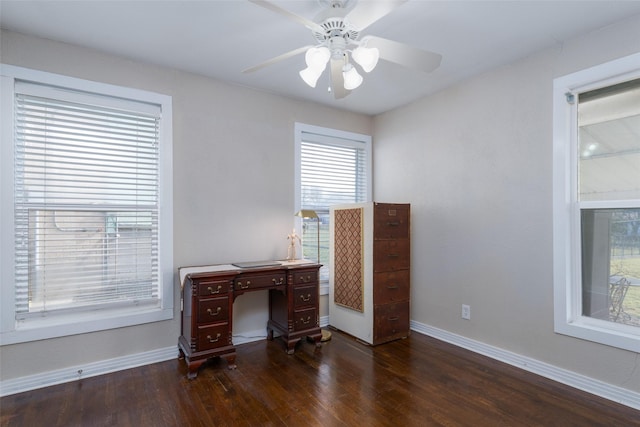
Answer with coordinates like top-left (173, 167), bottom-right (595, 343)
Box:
top-left (272, 277), bottom-right (284, 285)
top-left (298, 275), bottom-right (312, 283)
top-left (207, 285), bottom-right (222, 295)
top-left (387, 285), bottom-right (399, 289)
top-left (387, 221), bottom-right (400, 226)
top-left (300, 293), bottom-right (311, 302)
top-left (207, 307), bottom-right (222, 316)
top-left (207, 333), bottom-right (221, 343)
top-left (299, 316), bottom-right (311, 325)
top-left (388, 316), bottom-right (399, 321)
top-left (238, 280), bottom-right (251, 289)
top-left (388, 253), bottom-right (399, 258)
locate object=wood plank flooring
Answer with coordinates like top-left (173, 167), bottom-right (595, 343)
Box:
top-left (1, 329), bottom-right (639, 426)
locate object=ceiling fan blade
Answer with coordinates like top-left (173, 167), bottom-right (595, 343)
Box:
top-left (242, 45), bottom-right (314, 73)
top-left (364, 35), bottom-right (442, 73)
top-left (330, 58), bottom-right (350, 99)
top-left (346, 0), bottom-right (407, 31)
top-left (248, 0), bottom-right (325, 33)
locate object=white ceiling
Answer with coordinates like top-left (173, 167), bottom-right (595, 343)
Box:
top-left (2, 0), bottom-right (640, 116)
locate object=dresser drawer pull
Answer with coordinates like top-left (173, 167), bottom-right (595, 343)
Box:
top-left (207, 307), bottom-right (222, 316)
top-left (300, 293), bottom-right (311, 302)
top-left (207, 333), bottom-right (221, 343)
top-left (207, 285), bottom-right (222, 295)
top-left (299, 316), bottom-right (311, 325)
top-left (387, 253), bottom-right (399, 258)
top-left (387, 221), bottom-right (400, 226)
top-left (298, 275), bottom-right (312, 283)
top-left (238, 280), bottom-right (251, 289)
top-left (388, 316), bottom-right (399, 321)
top-left (272, 277), bottom-right (284, 285)
top-left (387, 285), bottom-right (399, 289)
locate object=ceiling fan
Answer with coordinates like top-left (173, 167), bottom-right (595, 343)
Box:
top-left (243, 0), bottom-right (442, 99)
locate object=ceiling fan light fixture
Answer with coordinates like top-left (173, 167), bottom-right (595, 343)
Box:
top-left (342, 63), bottom-right (363, 90)
top-left (299, 66), bottom-right (324, 88)
top-left (352, 46), bottom-right (379, 73)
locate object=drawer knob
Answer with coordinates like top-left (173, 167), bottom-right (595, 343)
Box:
top-left (238, 280), bottom-right (251, 289)
top-left (299, 316), bottom-right (311, 325)
top-left (299, 275), bottom-right (312, 283)
top-left (207, 285), bottom-right (222, 294)
top-left (207, 307), bottom-right (222, 316)
top-left (272, 277), bottom-right (284, 285)
top-left (300, 293), bottom-right (311, 302)
top-left (207, 333), bottom-right (221, 343)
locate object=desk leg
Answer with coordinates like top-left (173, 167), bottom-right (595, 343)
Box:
top-left (224, 353), bottom-right (237, 370)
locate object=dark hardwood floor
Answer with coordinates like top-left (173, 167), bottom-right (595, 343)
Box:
top-left (1, 329), bottom-right (638, 427)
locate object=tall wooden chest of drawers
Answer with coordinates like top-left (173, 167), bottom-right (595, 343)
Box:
top-left (329, 202), bottom-right (410, 345)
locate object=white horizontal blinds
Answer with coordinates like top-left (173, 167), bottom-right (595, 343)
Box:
top-left (14, 82), bottom-right (161, 318)
top-left (300, 133), bottom-right (368, 210)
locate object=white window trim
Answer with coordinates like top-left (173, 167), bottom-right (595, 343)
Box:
top-left (0, 65), bottom-right (174, 345)
top-left (294, 122), bottom-right (372, 295)
top-left (552, 53), bottom-right (640, 353)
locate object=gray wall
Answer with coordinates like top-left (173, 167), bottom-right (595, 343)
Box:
top-left (373, 15), bottom-right (640, 392)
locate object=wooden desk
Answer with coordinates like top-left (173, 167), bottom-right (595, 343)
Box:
top-left (178, 260), bottom-right (322, 378)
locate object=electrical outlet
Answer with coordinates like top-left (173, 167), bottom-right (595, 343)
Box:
top-left (461, 304), bottom-right (471, 320)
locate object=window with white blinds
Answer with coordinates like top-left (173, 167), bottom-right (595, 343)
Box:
top-left (1, 65), bottom-right (173, 344)
top-left (295, 123), bottom-right (372, 284)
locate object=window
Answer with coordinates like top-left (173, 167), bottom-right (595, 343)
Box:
top-left (553, 53), bottom-right (640, 352)
top-left (295, 123), bottom-right (372, 290)
top-left (1, 65), bottom-right (173, 344)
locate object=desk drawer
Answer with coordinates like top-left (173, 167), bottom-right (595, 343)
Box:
top-left (197, 296), bottom-right (230, 324)
top-left (197, 323), bottom-right (230, 351)
top-left (235, 273), bottom-right (286, 291)
top-left (196, 279), bottom-right (230, 297)
top-left (293, 284), bottom-right (317, 309)
top-left (293, 307), bottom-right (317, 331)
top-left (292, 269), bottom-right (318, 286)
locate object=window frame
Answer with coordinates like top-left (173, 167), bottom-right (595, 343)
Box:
top-left (294, 122), bottom-right (372, 295)
top-left (552, 53), bottom-right (640, 353)
top-left (0, 65), bottom-right (174, 345)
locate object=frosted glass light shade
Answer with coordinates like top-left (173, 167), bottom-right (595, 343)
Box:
top-left (305, 47), bottom-right (331, 68)
top-left (342, 63), bottom-right (363, 90)
top-left (299, 66), bottom-right (324, 88)
top-left (352, 46), bottom-right (379, 73)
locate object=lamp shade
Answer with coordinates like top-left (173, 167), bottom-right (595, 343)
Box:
top-left (342, 63), bottom-right (363, 90)
top-left (352, 46), bottom-right (380, 73)
top-left (305, 47), bottom-right (331, 68)
top-left (295, 209), bottom-right (318, 219)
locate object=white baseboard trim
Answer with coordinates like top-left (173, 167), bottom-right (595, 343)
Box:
top-left (0, 345), bottom-right (178, 397)
top-left (410, 320), bottom-right (640, 411)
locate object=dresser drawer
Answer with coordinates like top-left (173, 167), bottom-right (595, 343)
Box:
top-left (234, 272), bottom-right (286, 291)
top-left (195, 278), bottom-right (231, 297)
top-left (373, 239), bottom-right (410, 272)
top-left (197, 295), bottom-right (230, 324)
top-left (292, 269), bottom-right (318, 286)
top-left (373, 301), bottom-right (410, 342)
top-left (293, 284), bottom-right (318, 308)
top-left (197, 323), bottom-right (230, 351)
top-left (374, 204), bottom-right (409, 239)
top-left (374, 270), bottom-right (410, 304)
top-left (293, 307), bottom-right (317, 331)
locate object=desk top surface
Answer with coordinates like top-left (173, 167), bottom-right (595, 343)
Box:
top-left (179, 259), bottom-right (318, 287)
